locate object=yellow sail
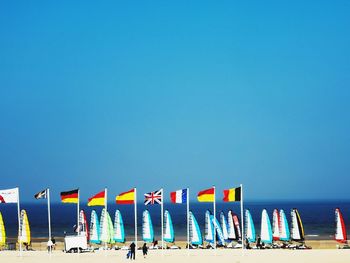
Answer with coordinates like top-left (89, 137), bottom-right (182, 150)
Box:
top-left (19, 210), bottom-right (31, 244)
top-left (0, 212), bottom-right (6, 247)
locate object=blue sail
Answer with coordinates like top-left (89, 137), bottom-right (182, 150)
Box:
top-left (245, 209), bottom-right (256, 243)
top-left (164, 210), bottom-right (174, 243)
top-left (260, 209), bottom-right (273, 244)
top-left (279, 209), bottom-right (290, 241)
top-left (189, 211), bottom-right (202, 245)
top-left (113, 210), bottom-right (125, 243)
top-left (205, 210), bottom-right (215, 243)
top-left (212, 215), bottom-right (225, 245)
top-left (142, 210), bottom-right (154, 242)
top-left (89, 210), bottom-right (100, 244)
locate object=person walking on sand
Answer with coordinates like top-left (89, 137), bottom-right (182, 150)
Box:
top-left (142, 243), bottom-right (148, 258)
top-left (129, 242), bottom-right (136, 260)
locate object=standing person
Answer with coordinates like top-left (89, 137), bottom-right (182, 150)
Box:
top-left (142, 243), bottom-right (148, 258)
top-left (129, 242), bottom-right (136, 260)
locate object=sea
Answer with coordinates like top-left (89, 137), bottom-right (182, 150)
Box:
top-left (1, 200), bottom-right (349, 241)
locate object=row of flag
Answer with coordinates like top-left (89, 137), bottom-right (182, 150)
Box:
top-left (47, 187), bottom-right (241, 204)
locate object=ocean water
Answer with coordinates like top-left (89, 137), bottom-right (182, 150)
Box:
top-left (1, 200), bottom-right (349, 241)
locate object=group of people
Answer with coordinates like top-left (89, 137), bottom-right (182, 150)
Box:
top-left (127, 242), bottom-right (148, 260)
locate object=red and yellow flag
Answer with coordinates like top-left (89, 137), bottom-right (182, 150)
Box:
top-left (116, 188), bottom-right (135, 204)
top-left (197, 187), bottom-right (215, 202)
top-left (88, 190), bottom-right (105, 206)
top-left (60, 189), bottom-right (79, 203)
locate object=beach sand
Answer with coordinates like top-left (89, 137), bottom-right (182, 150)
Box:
top-left (1, 249), bottom-right (350, 263)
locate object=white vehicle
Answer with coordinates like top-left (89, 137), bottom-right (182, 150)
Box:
top-left (64, 235), bottom-right (88, 253)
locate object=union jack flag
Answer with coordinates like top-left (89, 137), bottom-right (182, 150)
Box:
top-left (144, 189), bottom-right (163, 205)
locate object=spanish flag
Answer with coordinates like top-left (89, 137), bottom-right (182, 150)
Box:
top-left (223, 187), bottom-right (241, 202)
top-left (197, 187), bottom-right (215, 202)
top-left (116, 188), bottom-right (135, 204)
top-left (88, 190), bottom-right (106, 206)
top-left (60, 189), bottom-right (79, 203)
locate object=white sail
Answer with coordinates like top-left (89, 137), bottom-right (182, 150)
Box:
top-left (100, 208), bottom-right (114, 244)
top-left (335, 208), bottom-right (347, 243)
top-left (212, 215), bottom-right (225, 245)
top-left (205, 210), bottom-right (214, 243)
top-left (245, 209), bottom-right (255, 243)
top-left (220, 212), bottom-right (229, 241)
top-left (291, 208), bottom-right (304, 241)
top-left (19, 210), bottom-right (31, 244)
top-left (260, 209), bottom-right (273, 244)
top-left (189, 211), bottom-right (202, 245)
top-left (89, 210), bottom-right (100, 244)
top-left (279, 209), bottom-right (290, 241)
top-left (164, 210), bottom-right (174, 243)
top-left (79, 210), bottom-right (89, 241)
top-left (227, 210), bottom-right (236, 240)
top-left (142, 210), bottom-right (154, 242)
top-left (272, 209), bottom-right (280, 241)
top-left (113, 210), bottom-right (125, 243)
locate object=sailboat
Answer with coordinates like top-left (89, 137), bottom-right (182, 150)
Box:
top-left (189, 211), bottom-right (202, 247)
top-left (113, 210), bottom-right (125, 243)
top-left (260, 209), bottom-right (273, 245)
top-left (0, 212), bottom-right (6, 248)
top-left (279, 209), bottom-right (290, 242)
top-left (228, 210), bottom-right (242, 241)
top-left (164, 210), bottom-right (174, 243)
top-left (335, 208), bottom-right (348, 244)
top-left (89, 210), bottom-right (100, 244)
top-left (19, 210), bottom-right (31, 245)
top-left (100, 208), bottom-right (115, 245)
top-left (290, 208), bottom-right (304, 242)
top-left (272, 209), bottom-right (280, 241)
top-left (79, 210), bottom-right (89, 241)
top-left (245, 209), bottom-right (256, 243)
top-left (142, 210), bottom-right (154, 243)
top-left (204, 210), bottom-right (215, 245)
top-left (220, 211), bottom-right (229, 241)
top-left (212, 214), bottom-right (225, 246)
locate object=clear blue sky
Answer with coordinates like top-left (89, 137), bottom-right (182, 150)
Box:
top-left (0, 1), bottom-right (349, 202)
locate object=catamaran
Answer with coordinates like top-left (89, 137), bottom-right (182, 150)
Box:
top-left (245, 209), bottom-right (256, 243)
top-left (212, 214), bottom-right (225, 246)
top-left (279, 209), bottom-right (290, 242)
top-left (272, 209), bottom-right (280, 241)
top-left (79, 210), bottom-right (89, 241)
top-left (335, 208), bottom-right (349, 248)
top-left (220, 211), bottom-right (229, 242)
top-left (205, 210), bottom-right (215, 247)
top-left (113, 210), bottom-right (125, 244)
top-left (100, 208), bottom-right (115, 246)
top-left (0, 212), bottom-right (6, 248)
top-left (189, 211), bottom-right (202, 248)
top-left (260, 209), bottom-right (273, 245)
top-left (164, 210), bottom-right (180, 249)
top-left (89, 210), bottom-right (100, 244)
top-left (291, 208), bottom-right (304, 242)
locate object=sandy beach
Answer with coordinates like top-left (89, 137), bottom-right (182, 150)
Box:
top-left (1, 249), bottom-right (350, 263)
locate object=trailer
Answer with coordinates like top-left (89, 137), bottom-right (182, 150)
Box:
top-left (64, 235), bottom-right (88, 253)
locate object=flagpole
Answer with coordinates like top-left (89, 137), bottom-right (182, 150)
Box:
top-left (105, 187), bottom-right (108, 251)
top-left (240, 184), bottom-right (244, 250)
top-left (187, 188), bottom-right (190, 252)
top-left (17, 187), bottom-right (22, 255)
top-left (161, 188), bottom-right (164, 250)
top-left (77, 189), bottom-right (80, 235)
top-left (47, 188), bottom-right (52, 253)
top-left (213, 185), bottom-right (216, 249)
top-left (134, 187), bottom-right (138, 249)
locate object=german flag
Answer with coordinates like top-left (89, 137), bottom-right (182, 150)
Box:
top-left (88, 190), bottom-right (105, 206)
top-left (197, 187), bottom-right (215, 202)
top-left (116, 188), bottom-right (135, 204)
top-left (223, 187), bottom-right (241, 202)
top-left (60, 189), bottom-right (79, 203)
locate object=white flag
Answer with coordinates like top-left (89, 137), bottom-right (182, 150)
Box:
top-left (0, 188), bottom-right (19, 203)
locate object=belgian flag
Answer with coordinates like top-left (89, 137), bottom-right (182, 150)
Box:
top-left (223, 187), bottom-right (241, 202)
top-left (60, 189), bottom-right (79, 203)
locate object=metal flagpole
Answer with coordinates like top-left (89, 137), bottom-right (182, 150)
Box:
top-left (213, 185), bottom-right (216, 249)
top-left (105, 188), bottom-right (108, 251)
top-left (77, 189), bottom-right (80, 254)
top-left (161, 188), bottom-right (164, 250)
top-left (187, 188), bottom-right (190, 252)
top-left (47, 188), bottom-right (52, 253)
top-left (134, 188), bottom-right (138, 249)
top-left (240, 184), bottom-right (244, 250)
top-left (17, 187), bottom-right (22, 255)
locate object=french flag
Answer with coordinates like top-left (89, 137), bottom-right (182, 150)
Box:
top-left (170, 189), bottom-right (188, 204)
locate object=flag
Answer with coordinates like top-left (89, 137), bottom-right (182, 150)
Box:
top-left (197, 187), bottom-right (214, 202)
top-left (0, 188), bottom-right (19, 203)
top-left (88, 190), bottom-right (105, 206)
top-left (116, 188), bottom-right (135, 204)
top-left (170, 189), bottom-right (187, 204)
top-left (223, 187), bottom-right (241, 202)
top-left (60, 189), bottom-right (79, 203)
top-left (144, 189), bottom-right (162, 205)
top-left (34, 189), bottom-right (47, 199)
